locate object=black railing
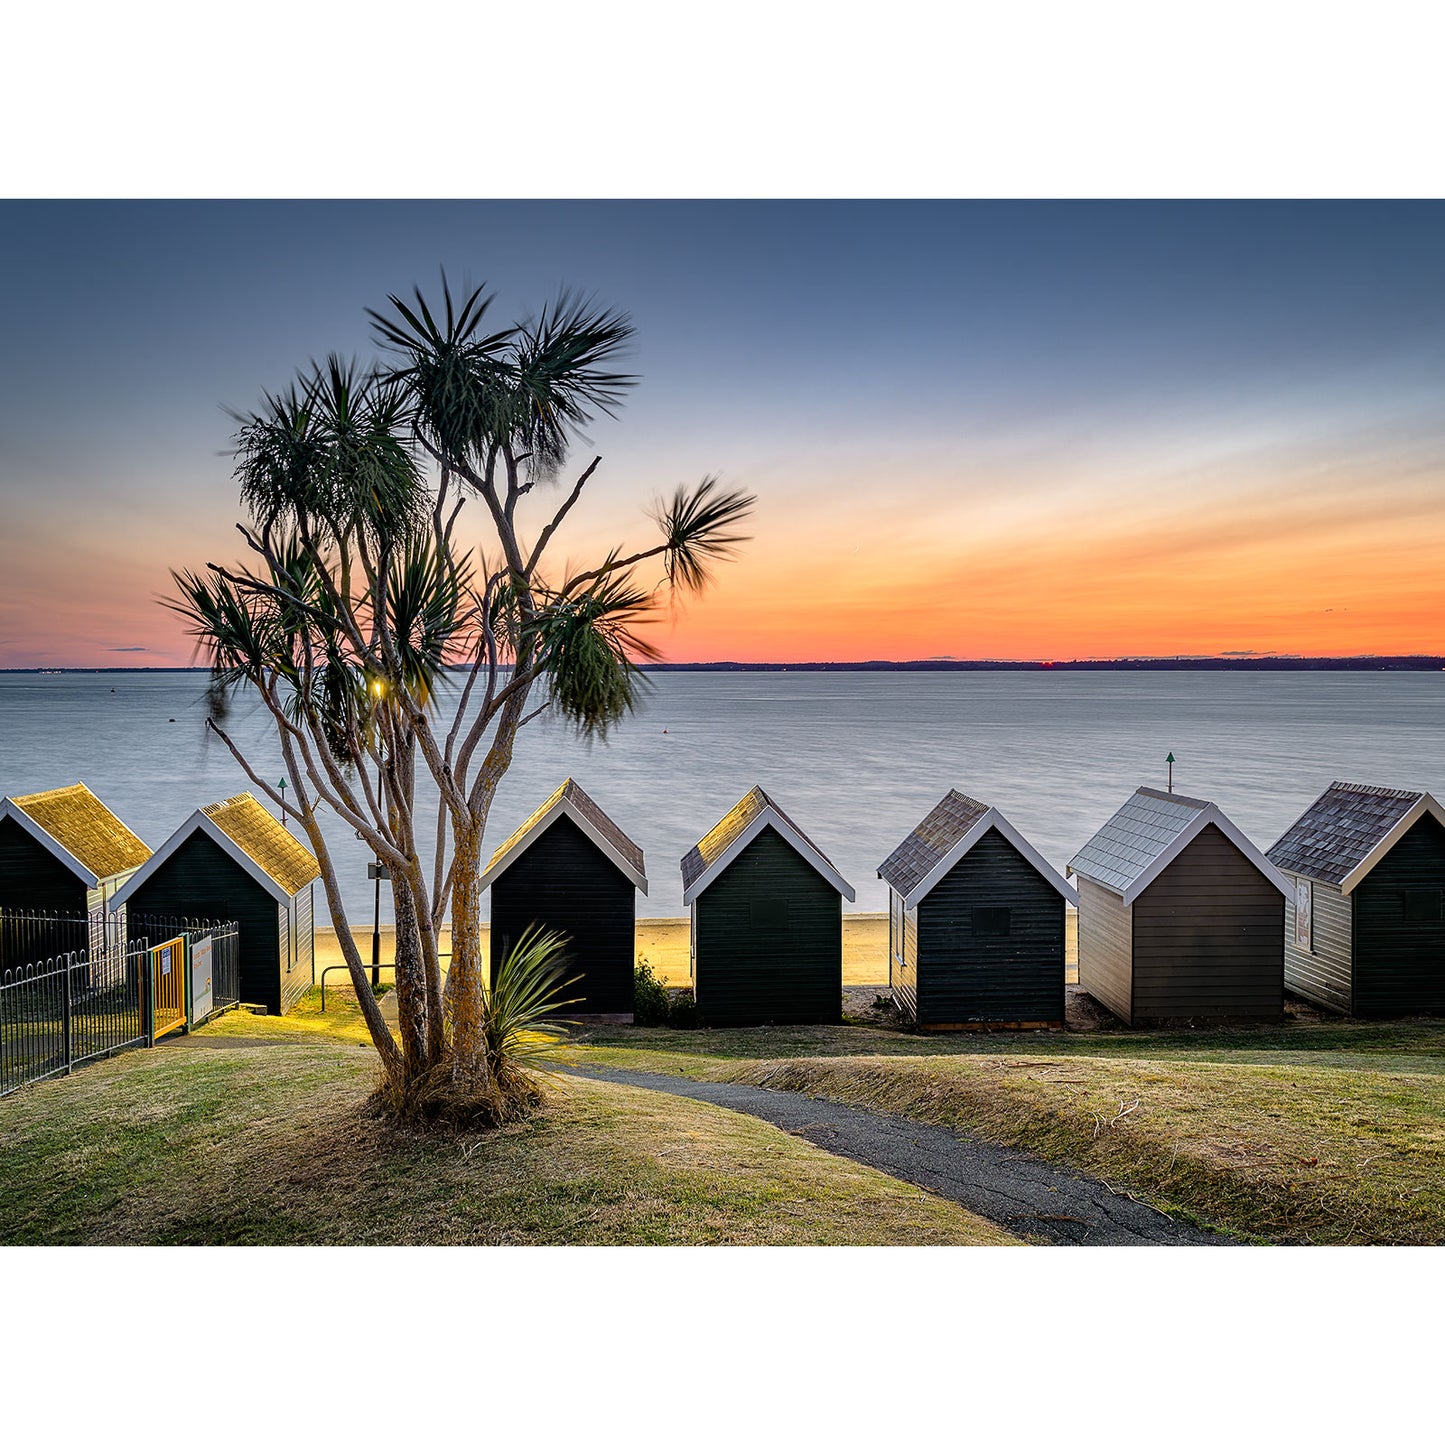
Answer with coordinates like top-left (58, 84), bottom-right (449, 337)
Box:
top-left (189, 921), bottom-right (241, 1022)
top-left (0, 942), bottom-right (149, 1098)
top-left (0, 914), bottom-right (242, 1097)
top-left (0, 907), bottom-right (127, 975)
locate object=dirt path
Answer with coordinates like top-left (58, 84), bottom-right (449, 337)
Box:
top-left (571, 1064), bottom-right (1228, 1246)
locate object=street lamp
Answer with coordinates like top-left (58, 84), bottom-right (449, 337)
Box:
top-left (365, 676), bottom-right (388, 990)
top-left (367, 860), bottom-right (389, 989)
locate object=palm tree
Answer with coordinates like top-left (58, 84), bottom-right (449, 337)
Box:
top-left (171, 277), bottom-right (753, 1121)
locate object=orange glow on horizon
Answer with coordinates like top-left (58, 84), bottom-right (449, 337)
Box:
top-left (4, 457), bottom-right (1444, 669)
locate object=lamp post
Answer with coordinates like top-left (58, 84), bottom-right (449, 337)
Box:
top-left (366, 676), bottom-right (387, 991)
top-left (367, 860), bottom-right (389, 989)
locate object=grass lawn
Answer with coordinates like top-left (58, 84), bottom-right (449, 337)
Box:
top-left (19, 981), bottom-right (1443, 1245)
top-left (204, 985), bottom-right (382, 1048)
top-left (0, 1039), bottom-right (1014, 1246)
top-left (570, 1019), bottom-right (1445, 1244)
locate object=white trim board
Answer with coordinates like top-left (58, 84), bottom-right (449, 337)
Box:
top-left (1336, 792), bottom-right (1445, 894)
top-left (1069, 801), bottom-right (1293, 907)
top-left (883, 808), bottom-right (1078, 909)
top-left (682, 807), bottom-right (855, 906)
top-left (109, 810), bottom-right (297, 910)
top-left (478, 794), bottom-right (648, 894)
top-left (0, 797), bottom-right (103, 888)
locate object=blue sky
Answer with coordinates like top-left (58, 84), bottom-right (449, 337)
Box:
top-left (3, 200), bottom-right (1445, 663)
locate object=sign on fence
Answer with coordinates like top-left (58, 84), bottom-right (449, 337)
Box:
top-left (190, 934), bottom-right (213, 1025)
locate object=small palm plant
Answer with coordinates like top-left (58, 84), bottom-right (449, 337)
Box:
top-left (379, 925), bottom-right (580, 1125)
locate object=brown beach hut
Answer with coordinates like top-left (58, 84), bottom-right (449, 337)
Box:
top-left (0, 783), bottom-right (151, 964)
top-left (480, 778), bottom-right (648, 1019)
top-left (110, 793), bottom-right (319, 1016)
top-left (1267, 781), bottom-right (1445, 1016)
top-left (1068, 787), bottom-right (1290, 1025)
top-left (681, 787), bottom-right (855, 1027)
top-left (878, 789), bottom-right (1076, 1029)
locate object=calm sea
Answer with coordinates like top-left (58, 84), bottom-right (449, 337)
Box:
top-left (1, 670), bottom-right (1441, 922)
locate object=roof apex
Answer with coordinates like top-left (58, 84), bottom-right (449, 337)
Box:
top-left (680, 786), bottom-right (854, 904)
top-left (479, 778), bottom-right (647, 893)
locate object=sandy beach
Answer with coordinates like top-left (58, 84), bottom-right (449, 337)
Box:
top-left (315, 911), bottom-right (1080, 989)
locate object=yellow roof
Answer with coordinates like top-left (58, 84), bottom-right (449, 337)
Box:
top-left (9, 783), bottom-right (151, 880)
top-left (203, 793), bottom-right (320, 896)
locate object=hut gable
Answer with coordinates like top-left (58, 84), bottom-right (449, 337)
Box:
top-left (878, 789), bottom-right (1076, 906)
top-left (202, 795), bottom-right (321, 897)
top-left (1267, 781), bottom-right (1445, 893)
top-left (111, 793), bottom-right (318, 910)
top-left (1, 783), bottom-right (150, 886)
top-left (680, 787), bottom-right (855, 905)
top-left (1069, 786), bottom-right (1289, 905)
top-left (479, 778), bottom-right (647, 893)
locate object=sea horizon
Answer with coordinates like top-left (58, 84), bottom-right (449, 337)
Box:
top-left (3, 668), bottom-right (1441, 924)
top-left (5, 653), bottom-right (1445, 675)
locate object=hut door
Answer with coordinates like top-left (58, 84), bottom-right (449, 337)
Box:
top-left (149, 937), bottom-right (187, 1040)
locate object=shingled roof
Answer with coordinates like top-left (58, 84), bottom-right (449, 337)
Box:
top-left (478, 778), bottom-right (647, 893)
top-left (1069, 786), bottom-right (1289, 906)
top-left (878, 789), bottom-right (1076, 906)
top-left (111, 792), bottom-right (319, 911)
top-left (2, 783), bottom-right (151, 884)
top-left (203, 794), bottom-right (321, 897)
top-left (680, 786), bottom-right (855, 904)
top-left (1267, 781), bottom-right (1445, 891)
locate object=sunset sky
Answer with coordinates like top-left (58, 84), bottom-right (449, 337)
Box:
top-left (2, 200), bottom-right (1444, 667)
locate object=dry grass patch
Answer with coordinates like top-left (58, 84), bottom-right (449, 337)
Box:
top-left (690, 1053), bottom-right (1445, 1245)
top-left (0, 1043), bottom-right (1014, 1246)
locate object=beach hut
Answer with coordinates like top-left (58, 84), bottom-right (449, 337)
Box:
top-left (877, 790), bottom-right (1077, 1029)
top-left (110, 793), bottom-right (319, 1016)
top-left (1068, 787), bottom-right (1290, 1025)
top-left (0, 783), bottom-right (151, 963)
top-left (680, 787), bottom-right (855, 1027)
top-left (481, 778), bottom-right (648, 1018)
top-left (1267, 781), bottom-right (1445, 1017)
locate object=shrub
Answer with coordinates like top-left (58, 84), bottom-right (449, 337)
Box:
top-left (667, 988), bottom-right (700, 1030)
top-left (634, 958), bottom-right (671, 1026)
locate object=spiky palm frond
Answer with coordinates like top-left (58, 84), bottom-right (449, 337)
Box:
top-left (368, 278), bottom-right (517, 469)
top-left (370, 275), bottom-right (636, 477)
top-left (232, 360), bottom-right (426, 543)
top-left (383, 539), bottom-right (474, 705)
top-left (525, 564), bottom-right (659, 738)
top-left (508, 291), bottom-right (636, 477)
top-left (483, 924), bottom-right (582, 1069)
top-left (232, 383), bottom-right (330, 529)
top-left (307, 356), bottom-right (428, 542)
top-left (648, 476), bottom-right (757, 592)
top-left (169, 567), bottom-right (287, 690)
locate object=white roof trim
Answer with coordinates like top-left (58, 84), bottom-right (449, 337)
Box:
top-left (478, 795), bottom-right (648, 894)
top-left (1336, 792), bottom-right (1445, 895)
top-left (682, 807), bottom-right (856, 906)
top-left (109, 810), bottom-right (294, 910)
top-left (0, 797), bottom-right (102, 888)
top-left (1068, 802), bottom-right (1292, 906)
top-left (886, 808), bottom-right (1078, 908)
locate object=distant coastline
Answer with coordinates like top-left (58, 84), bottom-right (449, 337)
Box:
top-left (4, 655), bottom-right (1444, 675)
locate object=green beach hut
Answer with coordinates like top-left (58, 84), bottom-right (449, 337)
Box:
top-left (680, 786), bottom-right (855, 1027)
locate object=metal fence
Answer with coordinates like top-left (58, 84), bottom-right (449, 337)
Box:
top-left (0, 914), bottom-right (242, 1098)
top-left (0, 906), bottom-right (125, 976)
top-left (126, 915), bottom-right (241, 1018)
top-left (1, 942), bottom-right (147, 1097)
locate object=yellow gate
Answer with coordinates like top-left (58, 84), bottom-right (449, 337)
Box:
top-left (150, 937), bottom-right (187, 1040)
